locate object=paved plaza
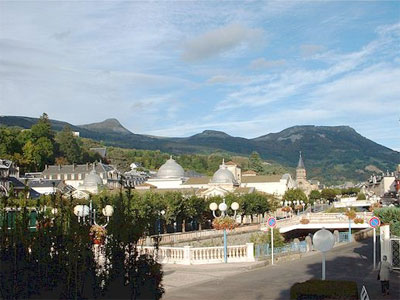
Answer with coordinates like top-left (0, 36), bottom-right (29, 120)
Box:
top-left (163, 239), bottom-right (400, 300)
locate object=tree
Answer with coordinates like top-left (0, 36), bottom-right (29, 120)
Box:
top-left (321, 188), bottom-right (338, 201)
top-left (283, 189), bottom-right (308, 203)
top-left (56, 126), bottom-right (82, 163)
top-left (309, 190), bottom-right (321, 203)
top-left (249, 151), bottom-right (264, 174)
top-left (31, 113), bottom-right (54, 141)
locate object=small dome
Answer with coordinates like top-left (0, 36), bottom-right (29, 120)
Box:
top-left (157, 157), bottom-right (184, 179)
top-left (83, 169), bottom-right (103, 187)
top-left (211, 167), bottom-right (236, 184)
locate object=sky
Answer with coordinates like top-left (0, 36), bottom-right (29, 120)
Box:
top-left (0, 0), bottom-right (399, 151)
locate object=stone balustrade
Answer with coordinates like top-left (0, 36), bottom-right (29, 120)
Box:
top-left (141, 223), bottom-right (261, 246)
top-left (138, 243), bottom-right (255, 265)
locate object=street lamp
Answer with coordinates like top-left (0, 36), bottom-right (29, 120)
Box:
top-left (209, 199), bottom-right (239, 263)
top-left (74, 200), bottom-right (114, 227)
top-left (158, 210), bottom-right (165, 235)
top-left (347, 207), bottom-right (352, 242)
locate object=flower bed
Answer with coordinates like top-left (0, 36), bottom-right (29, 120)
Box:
top-left (90, 225), bottom-right (107, 244)
top-left (300, 218), bottom-right (310, 224)
top-left (353, 217), bottom-right (364, 224)
top-left (212, 217), bottom-right (237, 230)
top-left (344, 210), bottom-right (356, 220)
top-left (290, 279), bottom-right (358, 299)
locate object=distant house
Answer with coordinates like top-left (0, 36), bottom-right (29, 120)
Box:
top-left (27, 179), bottom-right (72, 195)
top-left (42, 162), bottom-right (120, 190)
top-left (0, 159), bottom-right (39, 198)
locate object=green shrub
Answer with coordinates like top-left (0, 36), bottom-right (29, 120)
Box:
top-left (290, 279), bottom-right (358, 299)
top-left (356, 193), bottom-right (366, 200)
top-left (374, 207), bottom-right (400, 237)
top-left (250, 231), bottom-right (285, 247)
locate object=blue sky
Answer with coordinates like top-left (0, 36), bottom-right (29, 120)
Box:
top-left (0, 1), bottom-right (399, 150)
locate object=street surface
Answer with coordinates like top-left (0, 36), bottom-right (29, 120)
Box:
top-left (163, 239), bottom-right (399, 300)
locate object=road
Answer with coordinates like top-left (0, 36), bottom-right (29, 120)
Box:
top-left (163, 239), bottom-right (399, 300)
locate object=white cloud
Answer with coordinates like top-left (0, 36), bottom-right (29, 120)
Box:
top-left (250, 58), bottom-right (286, 69)
top-left (300, 44), bottom-right (325, 57)
top-left (182, 23), bottom-right (264, 62)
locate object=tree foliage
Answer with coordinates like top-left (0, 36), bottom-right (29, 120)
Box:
top-left (283, 189), bottom-right (308, 203)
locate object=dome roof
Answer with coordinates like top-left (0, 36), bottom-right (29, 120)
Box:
top-left (157, 157), bottom-right (185, 179)
top-left (83, 169), bottom-right (103, 187)
top-left (211, 166), bottom-right (236, 184)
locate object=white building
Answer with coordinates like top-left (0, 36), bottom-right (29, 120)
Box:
top-left (138, 158), bottom-right (294, 197)
top-left (42, 162), bottom-right (120, 190)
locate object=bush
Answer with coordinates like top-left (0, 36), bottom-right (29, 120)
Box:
top-left (374, 207), bottom-right (400, 237)
top-left (250, 231), bottom-right (285, 247)
top-left (356, 192), bottom-right (366, 200)
top-left (290, 279), bottom-right (358, 299)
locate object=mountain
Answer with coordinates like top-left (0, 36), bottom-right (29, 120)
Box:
top-left (79, 118), bottom-right (131, 135)
top-left (1, 116), bottom-right (398, 184)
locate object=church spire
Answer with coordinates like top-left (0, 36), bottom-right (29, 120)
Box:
top-left (297, 151), bottom-right (305, 169)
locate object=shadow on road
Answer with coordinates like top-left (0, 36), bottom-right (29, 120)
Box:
top-left (278, 239), bottom-right (399, 299)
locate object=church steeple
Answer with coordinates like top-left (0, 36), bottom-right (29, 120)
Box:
top-left (297, 151), bottom-right (305, 169)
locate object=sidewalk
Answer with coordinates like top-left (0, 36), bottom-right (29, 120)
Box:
top-left (162, 261), bottom-right (268, 291)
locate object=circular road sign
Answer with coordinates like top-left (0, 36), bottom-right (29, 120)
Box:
top-left (267, 217), bottom-right (277, 228)
top-left (369, 216), bottom-right (381, 228)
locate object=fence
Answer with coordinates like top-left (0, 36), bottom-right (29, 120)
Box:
top-left (138, 243), bottom-right (255, 265)
top-left (255, 241), bottom-right (308, 259)
top-left (255, 233), bottom-right (351, 260)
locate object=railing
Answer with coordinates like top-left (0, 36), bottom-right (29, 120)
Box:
top-left (255, 241), bottom-right (308, 259)
top-left (143, 223), bottom-right (261, 245)
top-left (138, 243), bottom-right (254, 265)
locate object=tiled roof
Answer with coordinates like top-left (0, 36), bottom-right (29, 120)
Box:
top-left (243, 170), bottom-right (257, 175)
top-left (42, 163), bottom-right (116, 175)
top-left (241, 175), bottom-right (282, 183)
top-left (183, 177), bottom-right (210, 185)
top-left (28, 179), bottom-right (64, 188)
top-left (225, 161), bottom-right (237, 166)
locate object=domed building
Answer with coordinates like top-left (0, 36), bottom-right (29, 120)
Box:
top-left (157, 157), bottom-right (185, 179)
top-left (137, 157), bottom-right (296, 198)
top-left (145, 157), bottom-right (188, 189)
top-left (74, 167), bottom-right (104, 198)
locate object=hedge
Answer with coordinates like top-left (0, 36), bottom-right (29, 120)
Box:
top-left (290, 279), bottom-right (358, 299)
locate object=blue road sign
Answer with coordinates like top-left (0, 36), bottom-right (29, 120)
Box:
top-left (267, 217), bottom-right (277, 228)
top-left (369, 217), bottom-right (380, 228)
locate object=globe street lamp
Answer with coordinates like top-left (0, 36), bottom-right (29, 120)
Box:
top-left (313, 228), bottom-right (335, 280)
top-left (74, 200), bottom-right (114, 227)
top-left (209, 199), bottom-right (239, 263)
top-left (158, 210), bottom-right (165, 235)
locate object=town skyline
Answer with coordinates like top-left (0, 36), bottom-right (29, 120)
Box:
top-left (1, 1), bottom-right (399, 151)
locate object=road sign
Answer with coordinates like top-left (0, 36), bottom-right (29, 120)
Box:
top-left (267, 217), bottom-right (277, 228)
top-left (369, 216), bottom-right (380, 228)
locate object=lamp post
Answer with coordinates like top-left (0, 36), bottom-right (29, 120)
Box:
top-left (347, 207), bottom-right (352, 242)
top-left (73, 199), bottom-right (114, 227)
top-left (209, 199), bottom-right (239, 263)
top-left (158, 210), bottom-right (165, 235)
